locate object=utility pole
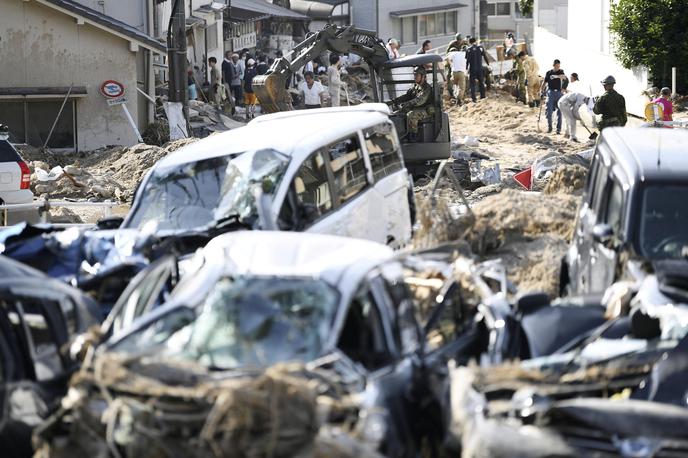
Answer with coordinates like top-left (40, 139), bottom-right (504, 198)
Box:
top-left (168, 0), bottom-right (188, 122)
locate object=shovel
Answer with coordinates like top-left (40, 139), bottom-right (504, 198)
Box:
top-left (536, 93), bottom-right (546, 132)
top-left (581, 121), bottom-right (598, 141)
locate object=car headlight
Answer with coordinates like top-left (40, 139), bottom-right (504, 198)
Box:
top-left (613, 436), bottom-right (662, 458)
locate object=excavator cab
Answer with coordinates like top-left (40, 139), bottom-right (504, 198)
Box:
top-left (380, 54), bottom-right (451, 173)
top-left (252, 25), bottom-right (450, 176)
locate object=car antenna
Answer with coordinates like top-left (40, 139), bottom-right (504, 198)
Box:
top-left (657, 134), bottom-right (662, 168)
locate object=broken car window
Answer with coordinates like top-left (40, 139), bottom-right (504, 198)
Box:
top-left (125, 150), bottom-right (288, 232)
top-left (364, 123), bottom-right (402, 181)
top-left (289, 150), bottom-right (333, 228)
top-left (326, 136), bottom-right (368, 205)
top-left (113, 277), bottom-right (339, 370)
top-left (338, 288), bottom-right (393, 370)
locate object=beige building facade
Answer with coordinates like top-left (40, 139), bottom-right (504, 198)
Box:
top-left (0, 0), bottom-right (165, 151)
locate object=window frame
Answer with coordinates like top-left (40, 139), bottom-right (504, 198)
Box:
top-left (485, 1), bottom-right (512, 17)
top-left (0, 99), bottom-right (77, 150)
top-left (336, 277), bottom-right (397, 371)
top-left (287, 149), bottom-right (337, 229)
top-left (416, 11), bottom-right (459, 38)
top-left (362, 122), bottom-right (403, 182)
top-left (600, 176), bottom-right (625, 236)
top-left (322, 131), bottom-right (372, 208)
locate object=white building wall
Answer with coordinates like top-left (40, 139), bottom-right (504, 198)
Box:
top-left (73, 0), bottom-right (148, 32)
top-left (350, 0), bottom-right (377, 32)
top-left (534, 0), bottom-right (648, 116)
top-left (0, 0), bottom-right (143, 150)
top-left (350, 0), bottom-right (475, 56)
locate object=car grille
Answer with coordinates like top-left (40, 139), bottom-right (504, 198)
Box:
top-left (559, 426), bottom-right (688, 458)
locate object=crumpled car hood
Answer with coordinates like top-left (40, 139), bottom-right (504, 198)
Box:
top-left (546, 398), bottom-right (688, 439)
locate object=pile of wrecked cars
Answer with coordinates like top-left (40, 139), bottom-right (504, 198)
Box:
top-left (1, 109), bottom-right (687, 458)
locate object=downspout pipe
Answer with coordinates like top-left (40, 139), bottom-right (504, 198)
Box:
top-left (168, 0), bottom-right (189, 121)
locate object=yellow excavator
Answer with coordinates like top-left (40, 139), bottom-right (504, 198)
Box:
top-left (253, 25), bottom-right (451, 172)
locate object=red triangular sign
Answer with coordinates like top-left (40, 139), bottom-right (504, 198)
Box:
top-left (514, 167), bottom-right (532, 190)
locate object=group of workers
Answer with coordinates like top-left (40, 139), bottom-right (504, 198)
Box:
top-left (536, 57), bottom-right (628, 141)
top-left (296, 53), bottom-right (345, 109)
top-left (206, 50), bottom-right (272, 119)
top-left (207, 31), bottom-right (669, 141)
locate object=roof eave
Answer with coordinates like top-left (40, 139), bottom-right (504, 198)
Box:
top-left (34, 0), bottom-right (167, 54)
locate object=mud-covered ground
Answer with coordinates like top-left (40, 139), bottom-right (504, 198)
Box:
top-left (414, 88), bottom-right (594, 297)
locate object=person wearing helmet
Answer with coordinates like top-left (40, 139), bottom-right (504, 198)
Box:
top-left (387, 66), bottom-right (434, 141)
top-left (243, 58), bottom-right (258, 120)
top-left (593, 75), bottom-right (627, 130)
top-left (446, 33), bottom-right (466, 54)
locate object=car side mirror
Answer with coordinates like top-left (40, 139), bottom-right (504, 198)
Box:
top-left (96, 216), bottom-right (124, 230)
top-left (593, 223), bottom-right (615, 249)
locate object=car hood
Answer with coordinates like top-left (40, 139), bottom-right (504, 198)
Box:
top-left (546, 398), bottom-right (688, 439)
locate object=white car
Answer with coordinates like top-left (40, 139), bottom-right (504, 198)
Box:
top-left (121, 104), bottom-right (414, 247)
top-left (0, 137), bottom-right (34, 224)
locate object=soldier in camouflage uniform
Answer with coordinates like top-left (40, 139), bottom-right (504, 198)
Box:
top-left (388, 66), bottom-right (434, 141)
top-left (446, 33), bottom-right (467, 54)
top-left (593, 75), bottom-right (627, 130)
top-left (515, 52), bottom-right (527, 104)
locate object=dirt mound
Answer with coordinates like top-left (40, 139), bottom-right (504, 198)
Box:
top-left (465, 189), bottom-right (578, 251)
top-left (24, 138), bottom-right (198, 202)
top-left (544, 164), bottom-right (588, 195)
top-left (464, 190), bottom-right (578, 296)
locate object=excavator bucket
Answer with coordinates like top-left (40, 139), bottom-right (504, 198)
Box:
top-left (253, 72), bottom-right (294, 114)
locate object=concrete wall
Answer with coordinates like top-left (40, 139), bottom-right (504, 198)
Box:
top-left (0, 0), bottom-right (143, 150)
top-left (533, 0), bottom-right (648, 116)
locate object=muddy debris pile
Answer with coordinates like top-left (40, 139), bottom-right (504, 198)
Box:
top-left (35, 354), bottom-right (381, 458)
top-left (466, 190), bottom-right (578, 297)
top-left (414, 186), bottom-right (579, 297)
top-left (22, 138), bottom-right (198, 203)
top-left (189, 99), bottom-right (246, 136)
top-left (543, 163), bottom-right (588, 195)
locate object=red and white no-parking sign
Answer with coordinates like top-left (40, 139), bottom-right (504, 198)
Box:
top-left (100, 80), bottom-right (125, 99)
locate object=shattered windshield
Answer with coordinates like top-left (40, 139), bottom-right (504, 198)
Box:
top-left (124, 149), bottom-right (288, 232)
top-left (113, 277), bottom-right (339, 370)
top-left (639, 186), bottom-right (688, 259)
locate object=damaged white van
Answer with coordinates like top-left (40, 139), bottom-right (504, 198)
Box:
top-left (121, 104), bottom-right (414, 247)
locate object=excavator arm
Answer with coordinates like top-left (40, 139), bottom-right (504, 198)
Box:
top-left (253, 25), bottom-right (390, 113)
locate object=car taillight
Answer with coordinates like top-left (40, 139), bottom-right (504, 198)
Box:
top-left (18, 161), bottom-right (31, 190)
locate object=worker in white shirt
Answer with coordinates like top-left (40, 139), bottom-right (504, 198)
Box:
top-left (446, 45), bottom-right (468, 104)
top-left (298, 71), bottom-right (326, 109)
top-left (558, 91), bottom-right (591, 142)
top-left (327, 54), bottom-right (342, 107)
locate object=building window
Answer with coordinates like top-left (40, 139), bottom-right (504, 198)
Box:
top-left (402, 16), bottom-right (417, 44)
top-left (485, 2), bottom-right (512, 16)
top-left (417, 11), bottom-right (458, 38)
top-left (446, 11), bottom-right (457, 34)
top-left (0, 100), bottom-right (76, 149)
